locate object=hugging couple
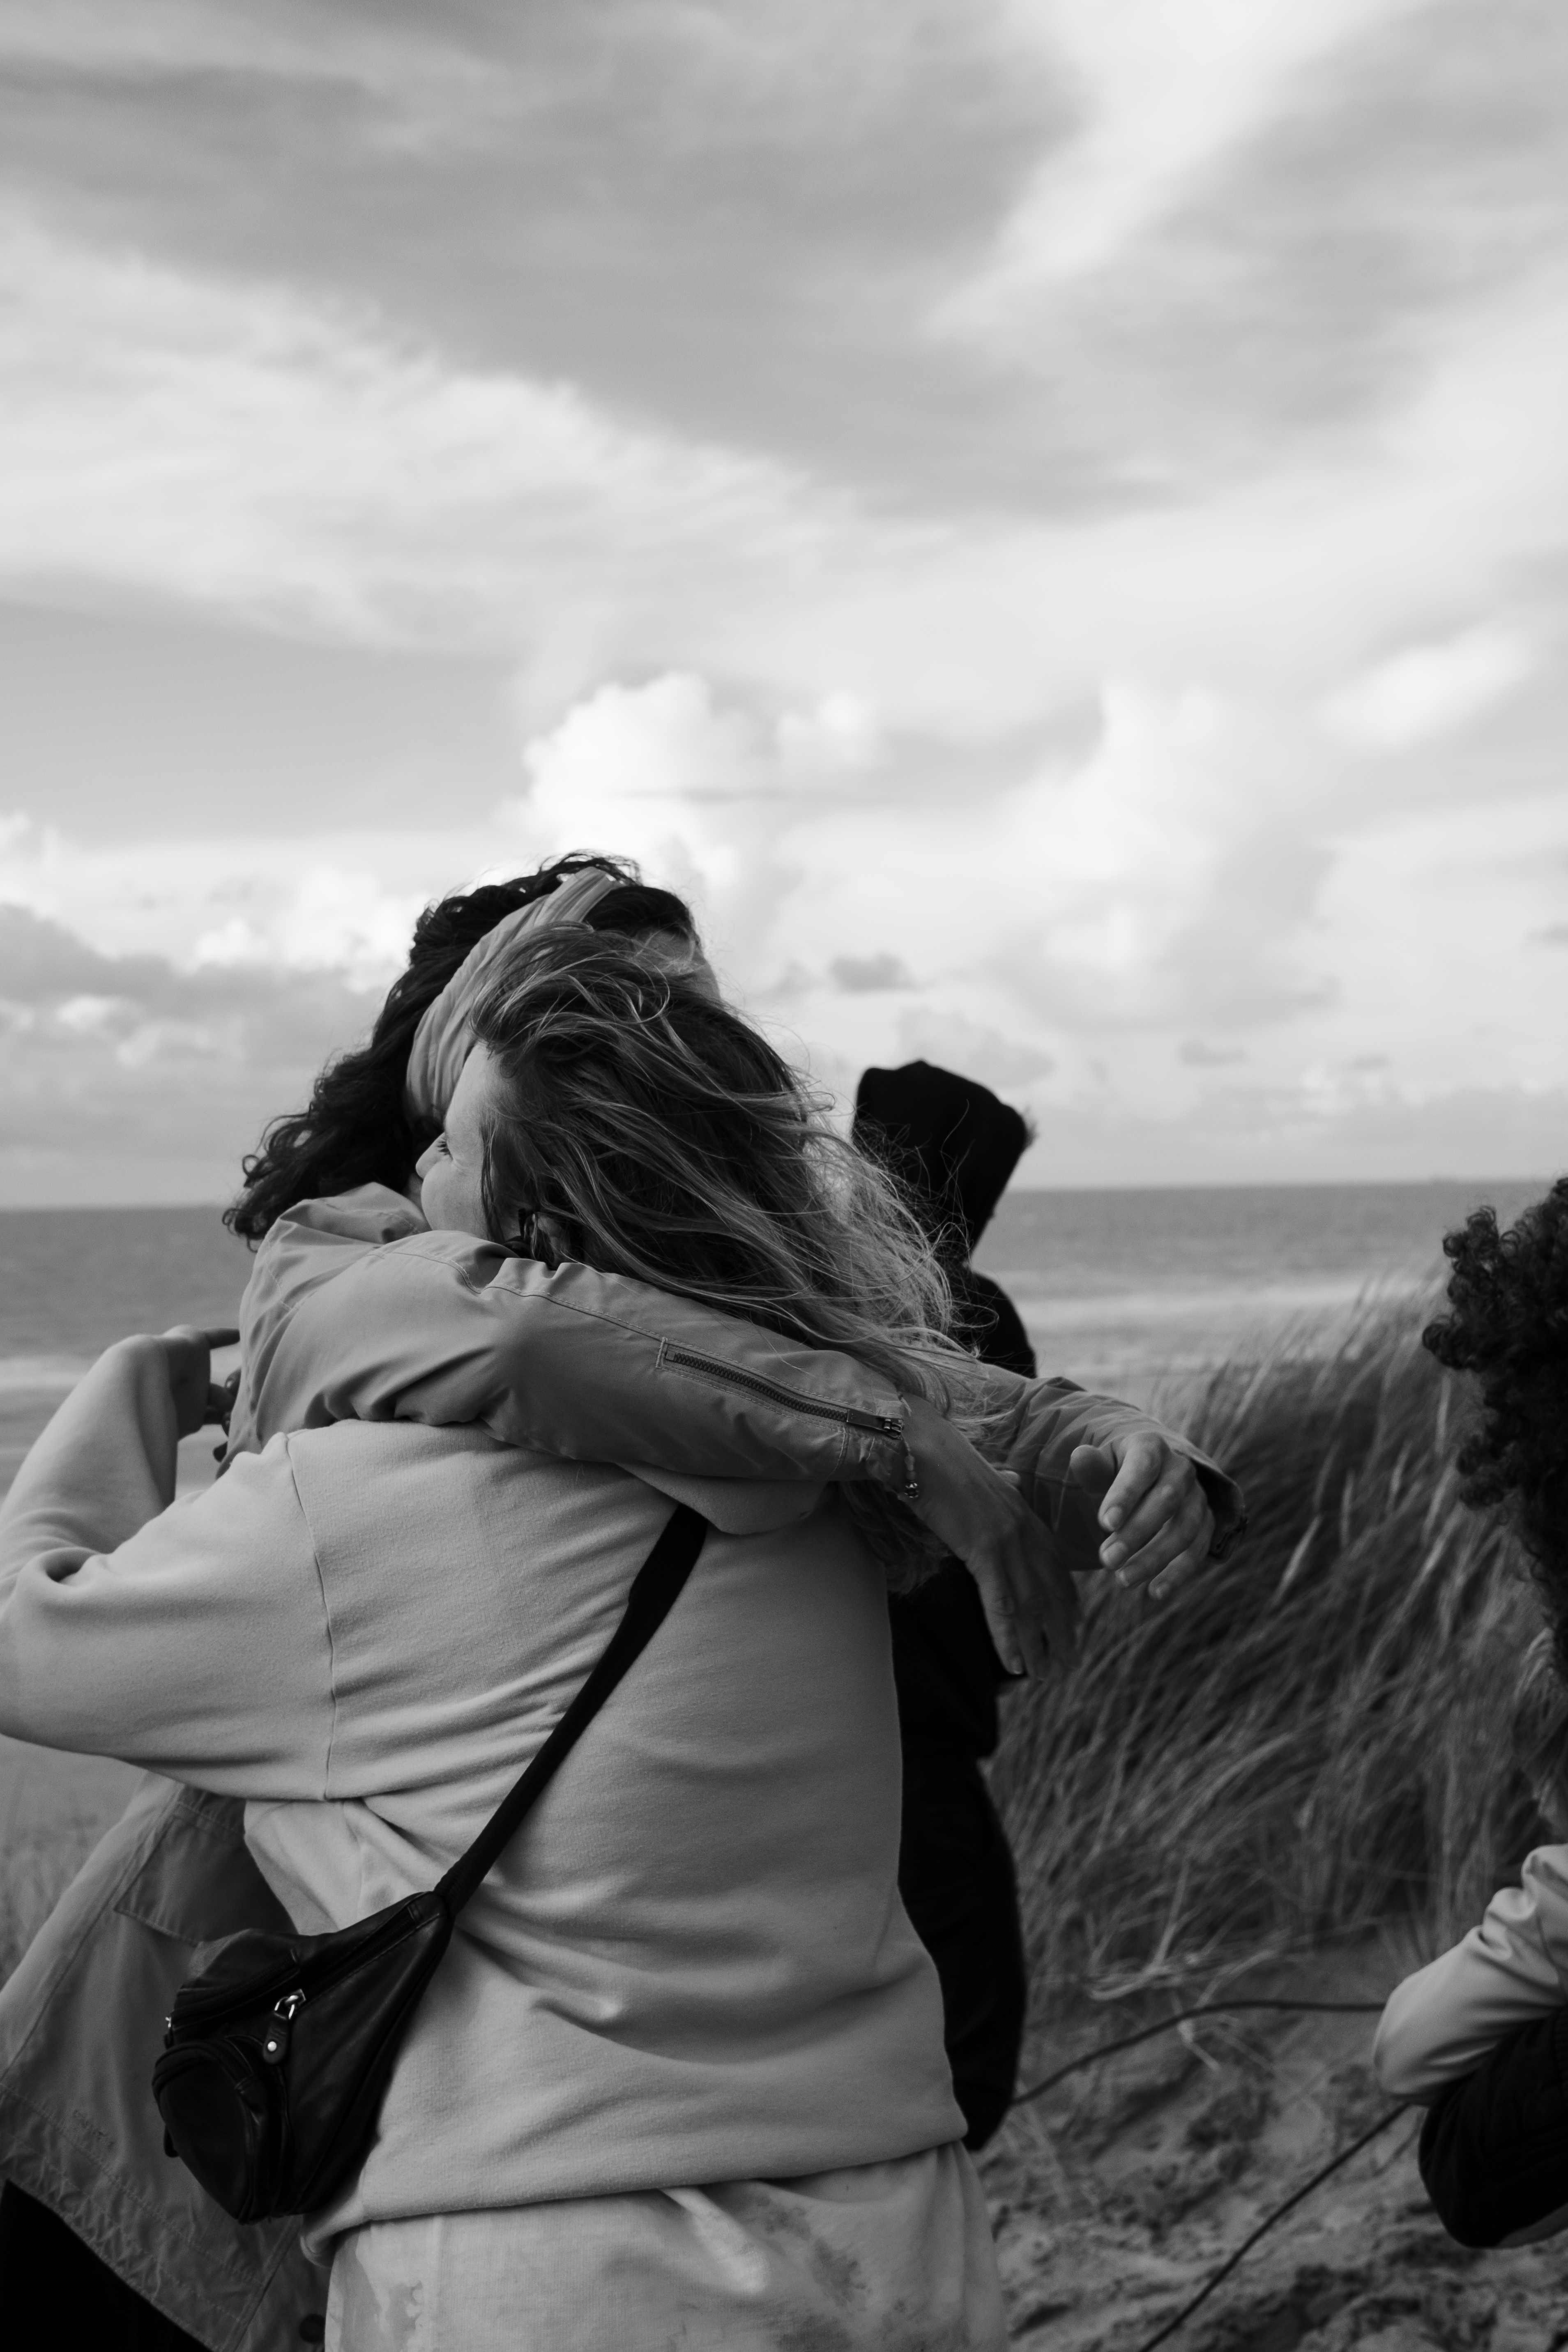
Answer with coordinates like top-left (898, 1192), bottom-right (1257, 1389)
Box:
top-left (0, 856), bottom-right (1245, 2352)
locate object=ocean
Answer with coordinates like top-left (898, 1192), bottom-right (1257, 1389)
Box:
top-left (0, 1178), bottom-right (1546, 1487)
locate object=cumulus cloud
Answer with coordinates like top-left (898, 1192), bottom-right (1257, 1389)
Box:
top-left (497, 660), bottom-right (1568, 1181)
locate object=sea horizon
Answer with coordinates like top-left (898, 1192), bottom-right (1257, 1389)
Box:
top-left (0, 1175), bottom-right (1546, 1478)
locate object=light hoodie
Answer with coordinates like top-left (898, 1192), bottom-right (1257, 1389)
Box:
top-left (0, 1337), bottom-right (964, 2248)
top-left (0, 1193), bottom-right (1244, 2348)
top-left (1375, 1843), bottom-right (1568, 2101)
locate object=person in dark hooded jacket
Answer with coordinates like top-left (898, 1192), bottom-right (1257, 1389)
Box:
top-left (854, 1060), bottom-right (1038, 2147)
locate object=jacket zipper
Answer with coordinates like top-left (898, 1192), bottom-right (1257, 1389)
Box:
top-left (659, 1345), bottom-right (919, 1502)
top-left (660, 1345), bottom-right (903, 1436)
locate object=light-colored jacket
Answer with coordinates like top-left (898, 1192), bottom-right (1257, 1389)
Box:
top-left (0, 1196), bottom-right (1244, 2351)
top-left (1375, 1843), bottom-right (1568, 2101)
top-left (0, 1360), bottom-right (964, 2248)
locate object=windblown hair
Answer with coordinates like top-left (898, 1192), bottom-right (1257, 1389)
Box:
top-left (468, 932), bottom-right (978, 1576)
top-left (227, 856), bottom-right (694, 1241)
top-left (1423, 1179), bottom-right (1568, 1675)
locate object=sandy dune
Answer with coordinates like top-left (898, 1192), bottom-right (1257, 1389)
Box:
top-left (983, 1953), bottom-right (1568, 2350)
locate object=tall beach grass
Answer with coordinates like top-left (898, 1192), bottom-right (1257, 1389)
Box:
top-left (993, 1297), bottom-right (1540, 2007)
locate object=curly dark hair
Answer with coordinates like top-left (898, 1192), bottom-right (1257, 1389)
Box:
top-left (1423, 1179), bottom-right (1568, 1671)
top-left (226, 855), bottom-right (694, 1242)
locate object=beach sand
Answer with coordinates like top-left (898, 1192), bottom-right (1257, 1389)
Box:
top-left (983, 1946), bottom-right (1568, 2349)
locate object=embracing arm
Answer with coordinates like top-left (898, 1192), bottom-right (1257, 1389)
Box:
top-left (234, 1191), bottom-right (1246, 1678)
top-left (233, 1194), bottom-right (912, 1489)
top-left (980, 1370), bottom-right (1246, 1564)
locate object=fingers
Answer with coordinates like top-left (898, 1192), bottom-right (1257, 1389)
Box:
top-left (1091, 1432), bottom-right (1166, 1535)
top-left (1098, 1448), bottom-right (1196, 1564)
top-left (1067, 1441), bottom-right (1115, 1499)
top-left (1112, 1491), bottom-right (1216, 1600)
top-left (968, 1533), bottom-right (1077, 1680)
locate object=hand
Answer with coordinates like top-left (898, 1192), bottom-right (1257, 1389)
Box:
top-left (1069, 1433), bottom-right (1216, 1601)
top-left (902, 1395), bottom-right (1079, 1678)
top-left (156, 1326), bottom-right (240, 1440)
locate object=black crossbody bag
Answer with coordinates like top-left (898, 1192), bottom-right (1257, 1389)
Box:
top-left (153, 1504), bottom-right (708, 2224)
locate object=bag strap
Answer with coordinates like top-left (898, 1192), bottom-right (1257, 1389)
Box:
top-left (435, 1503), bottom-right (708, 1917)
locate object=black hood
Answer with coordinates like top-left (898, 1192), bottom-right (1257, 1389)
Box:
top-left (853, 1059), bottom-right (1029, 1255)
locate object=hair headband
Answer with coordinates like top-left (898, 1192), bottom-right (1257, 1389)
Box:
top-left (403, 867), bottom-right (621, 1122)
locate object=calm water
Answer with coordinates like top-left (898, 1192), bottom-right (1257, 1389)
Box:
top-left (0, 1179), bottom-right (1548, 1484)
top-left (976, 1178), bottom-right (1545, 1395)
top-left (0, 1207), bottom-right (249, 1493)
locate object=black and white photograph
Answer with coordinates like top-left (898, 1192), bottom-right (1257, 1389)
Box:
top-left (0, 6), bottom-right (1566, 2347)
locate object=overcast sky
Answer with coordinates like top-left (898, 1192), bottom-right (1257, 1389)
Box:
top-left (1, 0), bottom-right (1564, 1202)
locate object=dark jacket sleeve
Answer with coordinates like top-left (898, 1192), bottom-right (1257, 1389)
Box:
top-left (1419, 2005), bottom-right (1568, 2247)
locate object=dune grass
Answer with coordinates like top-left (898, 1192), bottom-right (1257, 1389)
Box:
top-left (993, 1299), bottom-right (1541, 2008)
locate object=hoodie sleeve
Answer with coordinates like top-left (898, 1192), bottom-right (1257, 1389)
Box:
top-left (1375, 1846), bottom-right (1568, 2101)
top-left (0, 1343), bottom-right (330, 1792)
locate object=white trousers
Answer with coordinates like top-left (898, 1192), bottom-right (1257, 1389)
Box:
top-left (325, 2143), bottom-right (1004, 2351)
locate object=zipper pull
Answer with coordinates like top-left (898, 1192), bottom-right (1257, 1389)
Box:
top-left (881, 1414), bottom-right (920, 1505)
top-left (261, 1988), bottom-right (305, 2064)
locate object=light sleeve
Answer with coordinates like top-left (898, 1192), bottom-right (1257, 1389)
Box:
top-left (0, 1344), bottom-right (331, 1795)
top-left (233, 1192), bottom-right (911, 1487)
top-left (1375, 1846), bottom-right (1568, 2100)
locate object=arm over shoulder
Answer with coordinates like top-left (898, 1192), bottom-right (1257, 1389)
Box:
top-left (238, 1195), bottom-right (911, 1487)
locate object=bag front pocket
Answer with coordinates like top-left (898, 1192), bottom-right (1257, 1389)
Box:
top-left (152, 2034), bottom-right (288, 2225)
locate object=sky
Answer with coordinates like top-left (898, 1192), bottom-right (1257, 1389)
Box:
top-left (0, 0), bottom-right (1565, 1203)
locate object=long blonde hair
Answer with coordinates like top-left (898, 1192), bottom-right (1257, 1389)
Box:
top-left (470, 930), bottom-right (985, 1574)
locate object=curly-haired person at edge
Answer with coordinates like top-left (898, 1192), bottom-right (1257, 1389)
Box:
top-left (0, 857), bottom-right (1245, 2352)
top-left (1377, 1178), bottom-right (1568, 2247)
top-left (855, 1060), bottom-right (1040, 2149)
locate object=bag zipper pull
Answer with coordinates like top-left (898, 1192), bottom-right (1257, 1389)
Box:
top-left (261, 1988), bottom-right (306, 2065)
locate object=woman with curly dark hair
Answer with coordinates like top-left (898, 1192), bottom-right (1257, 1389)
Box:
top-left (228, 853), bottom-right (700, 1240)
top-left (1420, 1181), bottom-right (1568, 1667)
top-left (1377, 1180), bottom-right (1568, 2121)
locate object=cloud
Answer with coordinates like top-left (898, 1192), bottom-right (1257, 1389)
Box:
top-left (0, 4), bottom-right (1565, 1195)
top-left (1180, 1039), bottom-right (1246, 1066)
top-left (0, 806), bottom-right (490, 977)
top-left (831, 953), bottom-right (915, 994)
top-left (498, 660), bottom-right (1568, 1182)
top-left (0, 901), bottom-right (375, 1200)
top-left (944, 0), bottom-right (1431, 328)
top-left (0, 214), bottom-right (845, 681)
top-left (506, 669), bottom-right (1312, 1075)
top-left (1322, 625), bottom-right (1536, 749)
